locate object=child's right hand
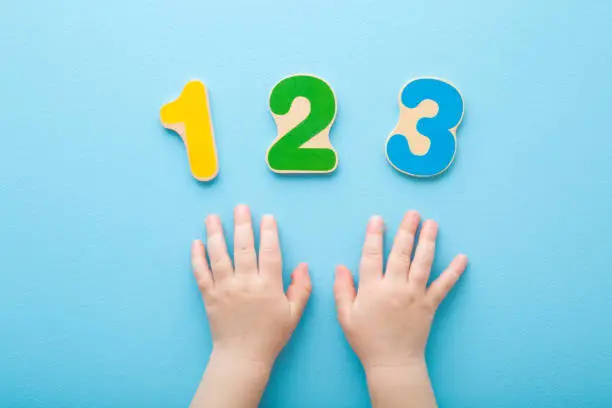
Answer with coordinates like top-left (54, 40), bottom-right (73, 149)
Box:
top-left (333, 211), bottom-right (467, 408)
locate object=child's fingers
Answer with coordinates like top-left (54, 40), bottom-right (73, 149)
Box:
top-left (427, 254), bottom-right (468, 307)
top-left (358, 215), bottom-right (384, 287)
top-left (191, 240), bottom-right (213, 293)
top-left (408, 220), bottom-right (438, 292)
top-left (233, 204), bottom-right (257, 276)
top-left (334, 265), bottom-right (356, 325)
top-left (386, 211), bottom-right (420, 282)
top-left (259, 214), bottom-right (283, 286)
top-left (287, 263), bottom-right (312, 325)
top-left (205, 214), bottom-right (234, 282)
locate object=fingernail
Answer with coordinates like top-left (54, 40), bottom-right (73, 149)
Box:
top-left (293, 263), bottom-right (308, 277)
top-left (368, 215), bottom-right (384, 233)
top-left (261, 214), bottom-right (275, 228)
top-left (424, 219), bottom-right (438, 233)
top-left (205, 214), bottom-right (220, 227)
top-left (407, 210), bottom-right (420, 226)
top-left (235, 204), bottom-right (250, 216)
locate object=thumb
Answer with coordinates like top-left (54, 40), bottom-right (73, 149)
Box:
top-left (334, 265), bottom-right (356, 324)
top-left (287, 263), bottom-right (312, 325)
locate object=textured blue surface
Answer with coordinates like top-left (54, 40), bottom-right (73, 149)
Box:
top-left (1, 1), bottom-right (612, 407)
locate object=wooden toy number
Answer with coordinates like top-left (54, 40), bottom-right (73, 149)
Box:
top-left (267, 74), bottom-right (338, 173)
top-left (385, 78), bottom-right (464, 177)
top-left (160, 80), bottom-right (219, 181)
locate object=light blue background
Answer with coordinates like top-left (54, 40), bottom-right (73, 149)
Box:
top-left (2, 1), bottom-right (612, 407)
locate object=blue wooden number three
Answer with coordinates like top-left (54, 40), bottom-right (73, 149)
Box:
top-left (385, 78), bottom-right (464, 177)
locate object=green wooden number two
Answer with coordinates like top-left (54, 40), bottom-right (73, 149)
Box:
top-left (266, 74), bottom-right (338, 173)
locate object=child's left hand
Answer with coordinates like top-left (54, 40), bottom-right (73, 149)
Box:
top-left (190, 205), bottom-right (311, 408)
top-left (192, 204), bottom-right (312, 366)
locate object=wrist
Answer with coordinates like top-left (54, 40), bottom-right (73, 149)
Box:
top-left (364, 356), bottom-right (429, 381)
top-left (207, 349), bottom-right (274, 380)
top-left (194, 349), bottom-right (274, 408)
top-left (362, 353), bottom-right (427, 372)
top-left (364, 358), bottom-right (436, 408)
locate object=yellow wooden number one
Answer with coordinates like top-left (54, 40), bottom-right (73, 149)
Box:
top-left (160, 80), bottom-right (219, 181)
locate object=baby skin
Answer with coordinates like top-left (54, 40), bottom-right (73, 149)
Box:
top-left (190, 205), bottom-right (467, 408)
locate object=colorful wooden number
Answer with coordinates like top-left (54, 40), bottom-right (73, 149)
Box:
top-left (160, 80), bottom-right (219, 181)
top-left (267, 74), bottom-right (338, 173)
top-left (385, 78), bottom-right (464, 177)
